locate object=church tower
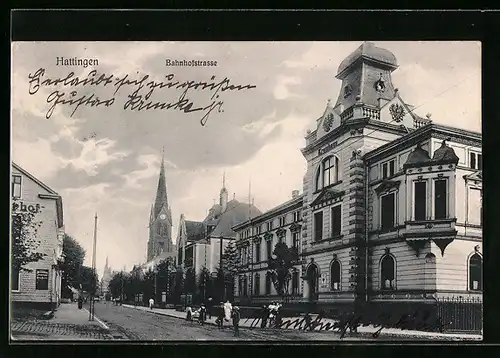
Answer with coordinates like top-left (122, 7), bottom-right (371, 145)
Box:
top-left (147, 147), bottom-right (174, 261)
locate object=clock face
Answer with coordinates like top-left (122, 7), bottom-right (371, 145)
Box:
top-left (160, 214), bottom-right (166, 220)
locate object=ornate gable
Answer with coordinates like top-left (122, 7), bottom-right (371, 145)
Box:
top-left (310, 187), bottom-right (345, 208)
top-left (464, 171), bottom-right (482, 183)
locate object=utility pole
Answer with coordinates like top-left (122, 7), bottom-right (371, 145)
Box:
top-left (89, 212), bottom-right (98, 321)
top-left (220, 237), bottom-right (224, 301)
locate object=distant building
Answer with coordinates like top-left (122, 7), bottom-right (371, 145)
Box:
top-left (101, 256), bottom-right (114, 295)
top-left (177, 175), bottom-right (262, 276)
top-left (11, 162), bottom-right (65, 310)
top-left (233, 190), bottom-right (303, 303)
top-left (145, 148), bottom-right (177, 266)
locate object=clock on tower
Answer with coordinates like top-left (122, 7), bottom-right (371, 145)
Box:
top-left (160, 214), bottom-right (166, 220)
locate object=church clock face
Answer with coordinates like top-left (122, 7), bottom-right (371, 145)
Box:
top-left (159, 214), bottom-right (166, 220)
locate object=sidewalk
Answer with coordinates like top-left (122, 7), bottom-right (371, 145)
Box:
top-left (11, 303), bottom-right (111, 341)
top-left (122, 304), bottom-right (482, 341)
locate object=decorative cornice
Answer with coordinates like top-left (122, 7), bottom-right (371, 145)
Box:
top-left (264, 232), bottom-right (273, 241)
top-left (374, 180), bottom-right (401, 195)
top-left (310, 188), bottom-right (345, 208)
top-left (289, 223), bottom-right (302, 233)
top-left (364, 124), bottom-right (481, 164)
top-left (276, 228), bottom-right (286, 238)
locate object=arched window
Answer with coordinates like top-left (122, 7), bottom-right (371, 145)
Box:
top-left (424, 253), bottom-right (436, 291)
top-left (469, 253), bottom-right (482, 291)
top-left (315, 156), bottom-right (340, 191)
top-left (380, 255), bottom-right (396, 290)
top-left (330, 260), bottom-right (341, 291)
top-left (254, 274), bottom-right (260, 295)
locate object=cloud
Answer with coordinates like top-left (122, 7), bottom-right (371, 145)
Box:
top-left (273, 75), bottom-right (303, 100)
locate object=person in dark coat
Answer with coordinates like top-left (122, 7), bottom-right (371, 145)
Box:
top-left (199, 304), bottom-right (207, 325)
top-left (216, 302), bottom-right (224, 329)
top-left (260, 305), bottom-right (268, 328)
top-left (232, 307), bottom-right (241, 337)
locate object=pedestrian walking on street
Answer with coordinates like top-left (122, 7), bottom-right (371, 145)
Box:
top-left (149, 297), bottom-right (155, 310)
top-left (186, 306), bottom-right (193, 322)
top-left (232, 306), bottom-right (241, 337)
top-left (216, 302), bottom-right (224, 329)
top-left (207, 297), bottom-right (213, 319)
top-left (199, 304), bottom-right (207, 325)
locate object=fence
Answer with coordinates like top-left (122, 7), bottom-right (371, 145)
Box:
top-left (436, 296), bottom-right (482, 333)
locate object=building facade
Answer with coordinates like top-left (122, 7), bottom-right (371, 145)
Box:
top-left (232, 42), bottom-right (482, 315)
top-left (177, 177), bottom-right (261, 276)
top-left (233, 190), bottom-right (303, 304)
top-left (146, 149), bottom-right (177, 264)
top-left (11, 162), bottom-right (65, 310)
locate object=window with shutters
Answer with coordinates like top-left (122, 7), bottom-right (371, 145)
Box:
top-left (434, 179), bottom-right (447, 219)
top-left (382, 159), bottom-right (396, 179)
top-left (381, 193), bottom-right (396, 231)
top-left (414, 181), bottom-right (427, 221)
top-left (470, 152), bottom-right (482, 170)
top-left (254, 274), bottom-right (260, 295)
top-left (266, 240), bottom-right (272, 261)
top-left (255, 241), bottom-right (261, 262)
top-left (265, 273), bottom-right (272, 295)
top-left (331, 205), bottom-right (341, 237)
top-left (468, 188), bottom-right (482, 226)
top-left (315, 156), bottom-right (340, 191)
top-left (12, 175), bottom-right (22, 199)
top-left (330, 260), bottom-right (341, 291)
top-left (314, 211), bottom-right (323, 241)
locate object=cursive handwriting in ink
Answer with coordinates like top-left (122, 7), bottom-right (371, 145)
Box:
top-left (28, 68), bottom-right (114, 96)
top-left (45, 90), bottom-right (115, 119)
top-left (28, 68), bottom-right (255, 126)
top-left (242, 308), bottom-right (443, 339)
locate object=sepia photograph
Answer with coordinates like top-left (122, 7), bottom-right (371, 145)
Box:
top-left (10, 40), bottom-right (482, 342)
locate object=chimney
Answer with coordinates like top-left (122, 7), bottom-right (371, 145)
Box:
top-left (292, 190), bottom-right (299, 199)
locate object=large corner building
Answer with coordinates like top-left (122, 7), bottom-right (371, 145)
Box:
top-left (233, 42), bottom-right (482, 318)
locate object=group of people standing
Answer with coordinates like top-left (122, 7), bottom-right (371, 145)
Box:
top-left (259, 301), bottom-right (283, 328)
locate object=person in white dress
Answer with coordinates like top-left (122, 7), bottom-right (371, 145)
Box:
top-left (223, 300), bottom-right (233, 322)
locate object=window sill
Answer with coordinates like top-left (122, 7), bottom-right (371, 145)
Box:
top-left (405, 218), bottom-right (457, 225)
top-left (378, 227), bottom-right (398, 234)
top-left (311, 235), bottom-right (343, 245)
top-left (11, 289), bottom-right (20, 293)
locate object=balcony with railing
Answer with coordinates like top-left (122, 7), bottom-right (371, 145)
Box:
top-left (340, 104), bottom-right (381, 123)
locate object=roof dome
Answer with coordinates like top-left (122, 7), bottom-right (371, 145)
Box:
top-left (404, 143), bottom-right (431, 168)
top-left (432, 140), bottom-right (459, 164)
top-left (336, 42), bottom-right (398, 78)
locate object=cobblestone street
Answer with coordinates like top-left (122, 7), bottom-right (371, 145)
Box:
top-left (11, 320), bottom-right (112, 340)
top-left (93, 302), bottom-right (367, 341)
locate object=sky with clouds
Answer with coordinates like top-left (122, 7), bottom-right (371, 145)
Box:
top-left (11, 41), bottom-right (481, 278)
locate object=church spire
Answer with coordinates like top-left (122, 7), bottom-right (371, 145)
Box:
top-left (219, 170), bottom-right (228, 212)
top-left (105, 255), bottom-right (108, 269)
top-left (154, 147), bottom-right (169, 218)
